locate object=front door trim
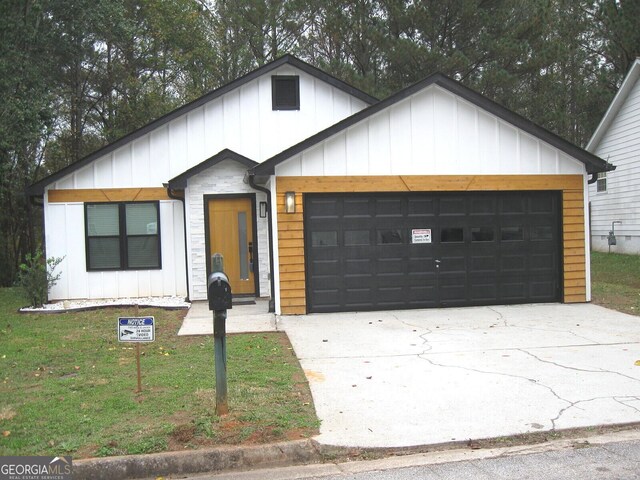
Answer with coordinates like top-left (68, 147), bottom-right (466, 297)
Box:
top-left (203, 193), bottom-right (259, 297)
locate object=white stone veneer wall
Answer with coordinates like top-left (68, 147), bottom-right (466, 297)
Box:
top-left (186, 159), bottom-right (270, 300)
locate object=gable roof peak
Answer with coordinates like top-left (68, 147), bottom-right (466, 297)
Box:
top-left (587, 58), bottom-right (640, 152)
top-left (28, 54), bottom-right (378, 196)
top-left (251, 70), bottom-right (611, 176)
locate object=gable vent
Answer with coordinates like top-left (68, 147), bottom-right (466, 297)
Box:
top-left (272, 76), bottom-right (300, 110)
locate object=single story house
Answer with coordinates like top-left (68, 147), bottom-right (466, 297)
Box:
top-left (587, 58), bottom-right (640, 254)
top-left (28, 55), bottom-right (612, 315)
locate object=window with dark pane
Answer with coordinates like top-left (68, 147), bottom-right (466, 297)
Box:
top-left (471, 227), bottom-right (494, 242)
top-left (378, 229), bottom-right (404, 244)
top-left (345, 230), bottom-right (370, 246)
top-left (531, 225), bottom-right (553, 241)
top-left (441, 227), bottom-right (464, 243)
top-left (311, 231), bottom-right (337, 247)
top-left (272, 76), bottom-right (300, 110)
top-left (85, 202), bottom-right (161, 271)
top-left (501, 226), bottom-right (524, 241)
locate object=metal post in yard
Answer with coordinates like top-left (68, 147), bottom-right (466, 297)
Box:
top-left (214, 309), bottom-right (228, 415)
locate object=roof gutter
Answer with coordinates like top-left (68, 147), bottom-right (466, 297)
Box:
top-left (246, 173), bottom-right (276, 313)
top-left (164, 185), bottom-right (190, 302)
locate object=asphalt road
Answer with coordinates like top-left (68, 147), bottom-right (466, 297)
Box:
top-left (189, 438), bottom-right (640, 480)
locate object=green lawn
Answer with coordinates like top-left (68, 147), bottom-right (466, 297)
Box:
top-left (0, 288), bottom-right (318, 458)
top-left (591, 251), bottom-right (640, 315)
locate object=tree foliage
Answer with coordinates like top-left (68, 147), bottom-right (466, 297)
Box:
top-left (1, 0), bottom-right (639, 286)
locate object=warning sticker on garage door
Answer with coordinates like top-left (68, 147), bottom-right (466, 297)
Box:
top-left (411, 229), bottom-right (432, 244)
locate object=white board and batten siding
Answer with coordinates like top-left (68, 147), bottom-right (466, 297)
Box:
top-left (272, 84), bottom-right (592, 311)
top-left (44, 65), bottom-right (368, 300)
top-left (588, 62), bottom-right (640, 254)
top-left (46, 200), bottom-right (186, 301)
top-left (276, 85), bottom-right (585, 177)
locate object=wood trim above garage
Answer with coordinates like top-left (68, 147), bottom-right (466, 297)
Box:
top-left (48, 188), bottom-right (174, 203)
top-left (276, 174), bottom-right (586, 315)
top-left (277, 175), bottom-right (583, 193)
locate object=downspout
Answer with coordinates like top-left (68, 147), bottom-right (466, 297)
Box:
top-left (246, 173), bottom-right (276, 313)
top-left (587, 173), bottom-right (597, 184)
top-left (165, 185), bottom-right (190, 302)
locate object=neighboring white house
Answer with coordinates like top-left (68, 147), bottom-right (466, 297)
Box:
top-left (587, 58), bottom-right (640, 254)
top-left (29, 55), bottom-right (611, 315)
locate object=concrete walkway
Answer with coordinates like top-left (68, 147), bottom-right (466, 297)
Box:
top-left (279, 303), bottom-right (640, 448)
top-left (178, 299), bottom-right (276, 335)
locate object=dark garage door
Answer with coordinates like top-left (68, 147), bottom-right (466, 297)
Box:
top-left (304, 192), bottom-right (561, 313)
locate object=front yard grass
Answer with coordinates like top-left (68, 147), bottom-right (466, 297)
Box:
top-left (591, 251), bottom-right (640, 315)
top-left (0, 288), bottom-right (318, 458)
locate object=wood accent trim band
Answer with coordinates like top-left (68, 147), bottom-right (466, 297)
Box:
top-left (48, 188), bottom-right (173, 203)
top-left (277, 175), bottom-right (583, 193)
top-left (276, 175), bottom-right (587, 314)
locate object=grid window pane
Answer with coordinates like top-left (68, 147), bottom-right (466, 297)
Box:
top-left (88, 237), bottom-right (121, 269)
top-left (87, 204), bottom-right (119, 236)
top-left (126, 203), bottom-right (158, 235)
top-left (127, 237), bottom-right (160, 268)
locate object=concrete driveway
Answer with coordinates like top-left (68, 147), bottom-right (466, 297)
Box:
top-left (278, 303), bottom-right (640, 448)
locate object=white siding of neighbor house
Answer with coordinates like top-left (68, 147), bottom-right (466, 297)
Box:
top-left (43, 65), bottom-right (368, 300)
top-left (276, 85), bottom-right (584, 177)
top-left (46, 199), bottom-right (186, 301)
top-left (184, 160), bottom-right (270, 301)
top-left (589, 74), bottom-right (640, 254)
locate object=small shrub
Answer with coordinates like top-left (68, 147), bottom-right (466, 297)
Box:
top-left (17, 249), bottom-right (64, 308)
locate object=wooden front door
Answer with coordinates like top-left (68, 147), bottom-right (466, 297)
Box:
top-left (207, 197), bottom-right (255, 295)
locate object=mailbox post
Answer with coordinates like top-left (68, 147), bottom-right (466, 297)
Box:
top-left (207, 254), bottom-right (232, 416)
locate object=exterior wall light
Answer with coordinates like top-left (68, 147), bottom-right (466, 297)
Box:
top-left (285, 192), bottom-right (296, 213)
top-left (259, 201), bottom-right (268, 218)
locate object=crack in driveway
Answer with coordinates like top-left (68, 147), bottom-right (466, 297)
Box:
top-left (518, 349), bottom-right (640, 384)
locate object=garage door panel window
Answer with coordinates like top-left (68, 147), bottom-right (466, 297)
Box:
top-left (500, 226), bottom-right (524, 241)
top-left (441, 227), bottom-right (464, 242)
top-left (471, 227), bottom-right (495, 242)
top-left (311, 231), bottom-right (338, 247)
top-left (531, 225), bottom-right (553, 241)
top-left (378, 229), bottom-right (404, 244)
top-left (86, 202), bottom-right (161, 271)
top-left (345, 230), bottom-right (370, 246)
